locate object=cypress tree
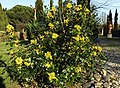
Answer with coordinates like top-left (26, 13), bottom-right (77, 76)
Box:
top-left (109, 10), bottom-right (112, 24)
top-left (0, 3), bottom-right (8, 31)
top-left (114, 9), bottom-right (118, 30)
top-left (35, 0), bottom-right (43, 20)
top-left (50, 0), bottom-right (53, 9)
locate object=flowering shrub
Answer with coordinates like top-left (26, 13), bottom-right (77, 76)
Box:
top-left (5, 3), bottom-right (105, 87)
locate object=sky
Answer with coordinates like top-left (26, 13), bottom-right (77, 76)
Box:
top-left (0, 0), bottom-right (120, 23)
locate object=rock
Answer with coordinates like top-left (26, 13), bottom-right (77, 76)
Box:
top-left (94, 73), bottom-right (102, 81)
top-left (112, 80), bottom-right (119, 85)
top-left (110, 75), bottom-right (116, 80)
top-left (102, 69), bottom-right (107, 77)
top-left (91, 77), bottom-right (95, 81)
top-left (118, 80), bottom-right (120, 85)
top-left (103, 82), bottom-right (110, 88)
top-left (109, 82), bottom-right (112, 86)
top-left (95, 82), bottom-right (103, 88)
top-left (82, 82), bottom-right (91, 88)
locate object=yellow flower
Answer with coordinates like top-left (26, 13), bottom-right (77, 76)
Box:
top-left (24, 62), bottom-right (31, 67)
top-left (48, 72), bottom-right (57, 82)
top-left (81, 48), bottom-right (85, 53)
top-left (6, 24), bottom-right (14, 32)
top-left (91, 46), bottom-right (102, 52)
top-left (45, 62), bottom-right (52, 68)
top-left (64, 19), bottom-right (69, 26)
top-left (30, 39), bottom-right (37, 44)
top-left (80, 36), bottom-right (85, 42)
top-left (51, 6), bottom-right (56, 13)
top-left (15, 57), bottom-right (23, 65)
top-left (44, 31), bottom-right (49, 35)
top-left (40, 35), bottom-right (44, 39)
top-left (35, 49), bottom-right (39, 54)
top-left (45, 51), bottom-right (52, 60)
top-left (47, 12), bottom-right (53, 18)
top-left (52, 33), bottom-right (59, 39)
top-left (66, 3), bottom-right (72, 9)
top-left (97, 46), bottom-right (102, 52)
top-left (87, 62), bottom-right (91, 67)
top-left (91, 51), bottom-right (97, 56)
top-left (24, 58), bottom-right (31, 66)
top-left (85, 8), bottom-right (90, 13)
top-left (72, 35), bottom-right (80, 41)
top-left (48, 23), bottom-right (54, 29)
top-left (75, 5), bottom-right (82, 11)
top-left (75, 66), bottom-right (82, 73)
top-left (40, 35), bottom-right (44, 41)
top-left (74, 24), bottom-right (81, 30)
top-left (14, 40), bottom-right (19, 47)
top-left (9, 32), bottom-right (15, 38)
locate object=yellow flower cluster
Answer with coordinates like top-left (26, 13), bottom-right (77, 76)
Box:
top-left (47, 12), bottom-right (53, 18)
top-left (66, 3), bottom-right (72, 9)
top-left (44, 51), bottom-right (52, 60)
top-left (30, 39), bottom-right (37, 44)
top-left (85, 8), bottom-right (90, 13)
top-left (48, 23), bottom-right (54, 29)
top-left (64, 19), bottom-right (69, 26)
top-left (74, 4), bottom-right (82, 11)
top-left (45, 62), bottom-right (52, 68)
top-left (15, 57), bottom-right (23, 65)
top-left (14, 40), bottom-right (19, 47)
top-left (75, 66), bottom-right (82, 73)
top-left (91, 51), bottom-right (97, 56)
top-left (15, 57), bottom-right (31, 67)
top-left (6, 24), bottom-right (15, 38)
top-left (91, 45), bottom-right (102, 52)
top-left (40, 35), bottom-right (44, 41)
top-left (6, 24), bottom-right (14, 32)
top-left (24, 58), bottom-right (31, 67)
top-left (74, 24), bottom-right (81, 31)
top-left (52, 33), bottom-right (59, 39)
top-left (35, 49), bottom-right (39, 54)
top-left (48, 72), bottom-right (58, 82)
top-left (51, 6), bottom-right (56, 14)
top-left (44, 31), bottom-right (50, 35)
top-left (72, 35), bottom-right (85, 42)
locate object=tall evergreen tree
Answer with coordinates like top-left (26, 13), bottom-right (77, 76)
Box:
top-left (35, 0), bottom-right (43, 20)
top-left (50, 0), bottom-right (53, 9)
top-left (108, 10), bottom-right (112, 24)
top-left (114, 9), bottom-right (118, 30)
top-left (0, 3), bottom-right (8, 31)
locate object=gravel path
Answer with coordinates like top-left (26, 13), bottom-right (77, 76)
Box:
top-left (100, 38), bottom-right (120, 88)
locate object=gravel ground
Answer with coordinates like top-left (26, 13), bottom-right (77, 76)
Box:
top-left (100, 38), bottom-right (120, 88)
top-left (103, 49), bottom-right (120, 74)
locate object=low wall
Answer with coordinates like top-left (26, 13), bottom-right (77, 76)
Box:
top-left (0, 31), bottom-right (27, 42)
top-left (112, 30), bottom-right (120, 37)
